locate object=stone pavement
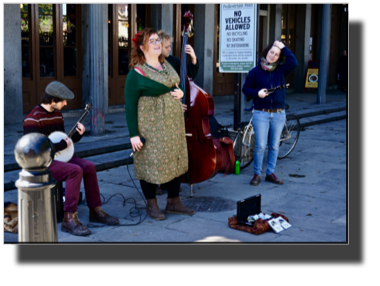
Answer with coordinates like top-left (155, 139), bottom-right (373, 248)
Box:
top-left (3, 90), bottom-right (347, 243)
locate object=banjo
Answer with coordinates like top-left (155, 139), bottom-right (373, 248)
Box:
top-left (49, 103), bottom-right (93, 162)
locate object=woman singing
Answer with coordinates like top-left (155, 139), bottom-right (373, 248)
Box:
top-left (242, 40), bottom-right (298, 186)
top-left (124, 28), bottom-right (194, 220)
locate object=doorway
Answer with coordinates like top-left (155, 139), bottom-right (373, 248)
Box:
top-left (21, 4), bottom-right (82, 113)
top-left (107, 4), bottom-right (150, 106)
top-left (259, 4), bottom-right (270, 57)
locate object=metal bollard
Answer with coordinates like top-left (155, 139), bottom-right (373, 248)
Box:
top-left (14, 133), bottom-right (57, 242)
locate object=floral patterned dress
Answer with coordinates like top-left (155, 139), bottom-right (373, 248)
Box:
top-left (124, 62), bottom-right (188, 184)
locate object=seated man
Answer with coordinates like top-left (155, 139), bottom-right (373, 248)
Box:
top-left (23, 81), bottom-right (119, 236)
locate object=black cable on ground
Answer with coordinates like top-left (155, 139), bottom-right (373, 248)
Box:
top-left (83, 157), bottom-right (149, 228)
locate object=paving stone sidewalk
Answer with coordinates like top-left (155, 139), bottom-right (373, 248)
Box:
top-left (3, 91), bottom-right (347, 243)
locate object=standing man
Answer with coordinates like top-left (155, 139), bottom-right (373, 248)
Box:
top-left (158, 30), bottom-right (199, 80)
top-left (23, 81), bottom-right (119, 236)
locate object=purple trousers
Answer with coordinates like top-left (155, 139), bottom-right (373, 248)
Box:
top-left (49, 156), bottom-right (101, 212)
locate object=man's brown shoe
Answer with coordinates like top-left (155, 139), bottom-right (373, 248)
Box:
top-left (165, 197), bottom-right (194, 215)
top-left (146, 198), bottom-right (165, 220)
top-left (61, 212), bottom-right (91, 236)
top-left (89, 207), bottom-right (119, 225)
top-left (250, 174), bottom-right (261, 186)
top-left (265, 173), bottom-right (284, 185)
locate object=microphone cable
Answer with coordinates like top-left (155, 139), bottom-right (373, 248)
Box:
top-left (84, 137), bottom-right (149, 228)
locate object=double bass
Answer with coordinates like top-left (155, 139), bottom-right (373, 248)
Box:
top-left (180, 11), bottom-right (223, 192)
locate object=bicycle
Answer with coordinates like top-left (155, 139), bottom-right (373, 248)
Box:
top-left (232, 105), bottom-right (301, 170)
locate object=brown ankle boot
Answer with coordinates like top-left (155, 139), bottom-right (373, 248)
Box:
top-left (89, 207), bottom-right (119, 225)
top-left (61, 212), bottom-right (91, 236)
top-left (165, 197), bottom-right (194, 215)
top-left (146, 198), bottom-right (165, 220)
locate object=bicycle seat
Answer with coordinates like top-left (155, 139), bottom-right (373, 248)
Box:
top-left (285, 103), bottom-right (289, 110)
top-left (217, 123), bottom-right (233, 130)
top-left (237, 121), bottom-right (249, 129)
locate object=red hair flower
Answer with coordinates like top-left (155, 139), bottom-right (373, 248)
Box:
top-left (131, 32), bottom-right (140, 50)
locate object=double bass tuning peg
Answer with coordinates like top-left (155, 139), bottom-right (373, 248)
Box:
top-left (188, 24), bottom-right (194, 38)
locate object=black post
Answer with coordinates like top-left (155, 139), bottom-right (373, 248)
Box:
top-left (234, 73), bottom-right (242, 130)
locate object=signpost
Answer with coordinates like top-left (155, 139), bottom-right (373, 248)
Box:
top-left (219, 4), bottom-right (257, 129)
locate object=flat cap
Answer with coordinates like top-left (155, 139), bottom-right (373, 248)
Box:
top-left (45, 81), bottom-right (74, 100)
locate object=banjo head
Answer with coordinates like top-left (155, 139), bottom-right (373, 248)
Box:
top-left (48, 131), bottom-right (74, 162)
top-left (48, 131), bottom-right (67, 143)
top-left (47, 102), bottom-right (92, 163)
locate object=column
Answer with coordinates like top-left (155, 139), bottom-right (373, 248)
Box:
top-left (4, 4), bottom-right (23, 124)
top-left (294, 4), bottom-right (312, 93)
top-left (150, 4), bottom-right (173, 37)
top-left (317, 4), bottom-right (331, 104)
top-left (269, 4), bottom-right (282, 43)
top-left (194, 4), bottom-right (214, 95)
top-left (88, 4), bottom-right (108, 135)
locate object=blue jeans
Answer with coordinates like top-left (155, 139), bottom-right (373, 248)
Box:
top-left (252, 109), bottom-right (286, 176)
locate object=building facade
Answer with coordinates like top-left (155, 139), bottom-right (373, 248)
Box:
top-left (4, 3), bottom-right (348, 125)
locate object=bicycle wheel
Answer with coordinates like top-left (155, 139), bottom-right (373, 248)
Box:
top-left (233, 124), bottom-right (255, 169)
top-left (277, 114), bottom-right (300, 159)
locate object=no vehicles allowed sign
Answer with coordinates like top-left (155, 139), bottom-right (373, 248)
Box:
top-left (219, 4), bottom-right (257, 73)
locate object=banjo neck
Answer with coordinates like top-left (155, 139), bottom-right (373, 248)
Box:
top-left (67, 107), bottom-right (91, 138)
top-left (267, 83), bottom-right (290, 93)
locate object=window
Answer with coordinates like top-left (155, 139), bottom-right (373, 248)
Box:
top-left (63, 4), bottom-right (78, 76)
top-left (281, 4), bottom-right (296, 52)
top-left (118, 4), bottom-right (129, 75)
top-left (21, 4), bottom-right (31, 78)
top-left (38, 4), bottom-right (55, 77)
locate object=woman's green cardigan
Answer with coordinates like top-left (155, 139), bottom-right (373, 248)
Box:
top-left (124, 67), bottom-right (184, 138)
